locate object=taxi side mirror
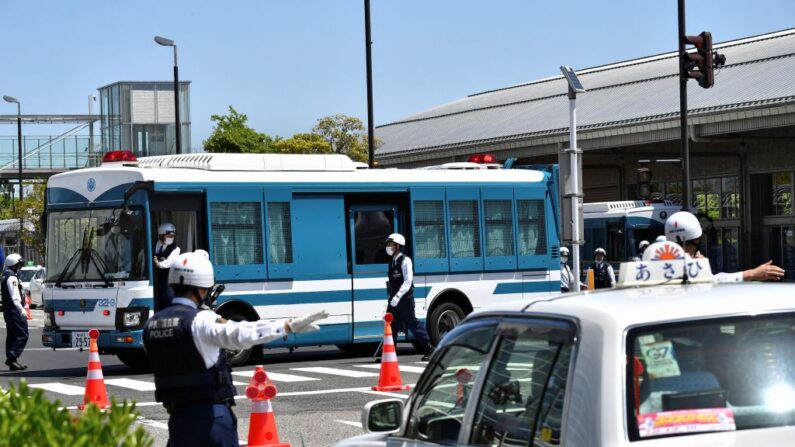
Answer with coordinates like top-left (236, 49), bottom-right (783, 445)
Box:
top-left (362, 399), bottom-right (404, 434)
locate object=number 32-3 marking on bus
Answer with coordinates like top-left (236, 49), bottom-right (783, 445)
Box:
top-left (97, 298), bottom-right (116, 307)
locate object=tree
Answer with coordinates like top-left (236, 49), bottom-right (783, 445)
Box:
top-left (272, 133), bottom-right (332, 155)
top-left (203, 106), bottom-right (279, 153)
top-left (312, 114), bottom-right (380, 163)
top-left (14, 182), bottom-right (46, 259)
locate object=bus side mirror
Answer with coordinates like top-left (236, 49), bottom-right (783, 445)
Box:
top-left (40, 211), bottom-right (47, 239)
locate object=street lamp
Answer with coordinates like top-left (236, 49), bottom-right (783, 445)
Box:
top-left (3, 95), bottom-right (23, 254)
top-left (154, 35), bottom-right (182, 154)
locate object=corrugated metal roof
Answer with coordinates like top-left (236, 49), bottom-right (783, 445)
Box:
top-left (376, 29), bottom-right (795, 157)
top-left (0, 219), bottom-right (34, 233)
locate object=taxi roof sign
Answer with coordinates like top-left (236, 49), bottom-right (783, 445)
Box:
top-left (618, 241), bottom-right (715, 287)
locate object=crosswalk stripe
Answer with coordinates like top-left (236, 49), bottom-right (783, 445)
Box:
top-left (291, 367), bottom-right (378, 378)
top-left (29, 383), bottom-right (85, 396)
top-left (105, 378), bottom-right (156, 392)
top-left (232, 370), bottom-right (319, 383)
top-left (355, 364), bottom-right (427, 374)
top-left (335, 420), bottom-right (363, 428)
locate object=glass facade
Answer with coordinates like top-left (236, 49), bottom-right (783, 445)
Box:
top-left (99, 81), bottom-right (191, 156)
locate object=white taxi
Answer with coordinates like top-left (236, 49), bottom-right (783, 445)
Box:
top-left (338, 243), bottom-right (795, 446)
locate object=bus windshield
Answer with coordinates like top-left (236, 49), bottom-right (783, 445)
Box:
top-left (46, 207), bottom-right (148, 282)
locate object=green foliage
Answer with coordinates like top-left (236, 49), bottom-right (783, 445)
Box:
top-left (312, 114), bottom-right (380, 163)
top-left (0, 381), bottom-right (153, 447)
top-left (272, 133), bottom-right (332, 155)
top-left (0, 182), bottom-right (46, 258)
top-left (203, 106), bottom-right (280, 154)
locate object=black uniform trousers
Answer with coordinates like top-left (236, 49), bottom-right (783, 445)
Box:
top-left (167, 402), bottom-right (238, 447)
top-left (4, 308), bottom-right (28, 362)
top-left (388, 296), bottom-right (431, 352)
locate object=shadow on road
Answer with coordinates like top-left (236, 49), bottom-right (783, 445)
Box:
top-left (0, 363), bottom-right (135, 379)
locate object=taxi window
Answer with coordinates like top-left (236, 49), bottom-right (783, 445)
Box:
top-left (405, 323), bottom-right (497, 444)
top-left (470, 322), bottom-right (574, 446)
top-left (627, 313), bottom-right (795, 441)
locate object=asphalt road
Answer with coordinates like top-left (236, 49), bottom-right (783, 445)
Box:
top-left (0, 310), bottom-right (422, 446)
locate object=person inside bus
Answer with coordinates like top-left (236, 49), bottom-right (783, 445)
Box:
top-left (153, 222), bottom-right (180, 310)
top-left (632, 240), bottom-right (650, 262)
top-left (664, 211), bottom-right (785, 282)
top-left (560, 247), bottom-right (586, 293)
top-left (104, 220), bottom-right (131, 276)
top-left (589, 247), bottom-right (616, 289)
top-left (384, 233), bottom-right (434, 361)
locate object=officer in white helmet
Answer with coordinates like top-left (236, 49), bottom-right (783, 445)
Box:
top-left (2, 254), bottom-right (28, 370)
top-left (153, 222), bottom-right (180, 310)
top-left (588, 247), bottom-right (616, 289)
top-left (559, 247), bottom-right (586, 293)
top-left (665, 211), bottom-right (785, 282)
top-left (385, 233), bottom-right (433, 361)
top-left (144, 251), bottom-right (328, 446)
top-left (632, 240), bottom-right (650, 262)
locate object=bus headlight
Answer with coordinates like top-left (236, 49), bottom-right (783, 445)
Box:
top-left (115, 307), bottom-right (148, 331)
top-left (123, 312), bottom-right (141, 327)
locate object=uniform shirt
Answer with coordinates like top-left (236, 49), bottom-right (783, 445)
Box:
top-left (172, 297), bottom-right (287, 368)
top-left (154, 242), bottom-right (181, 269)
top-left (560, 261), bottom-right (585, 290)
top-left (5, 274), bottom-right (24, 313)
top-left (390, 253), bottom-right (414, 305)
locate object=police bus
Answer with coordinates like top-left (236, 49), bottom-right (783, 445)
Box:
top-left (42, 151), bottom-right (561, 367)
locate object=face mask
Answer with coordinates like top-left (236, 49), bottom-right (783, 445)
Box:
top-left (111, 226), bottom-right (121, 235)
top-left (385, 246), bottom-right (395, 256)
top-left (164, 237), bottom-right (174, 246)
top-left (561, 256), bottom-right (568, 263)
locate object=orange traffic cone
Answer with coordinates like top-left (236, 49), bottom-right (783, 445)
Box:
top-left (23, 294), bottom-right (32, 321)
top-left (79, 329), bottom-right (109, 410)
top-left (372, 313), bottom-right (410, 392)
top-left (247, 368), bottom-right (291, 447)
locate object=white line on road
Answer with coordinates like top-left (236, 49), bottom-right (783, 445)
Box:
top-left (24, 347), bottom-right (80, 351)
top-left (335, 420), bottom-right (363, 428)
top-left (291, 367), bottom-right (377, 378)
top-left (135, 416), bottom-right (169, 430)
top-left (357, 389), bottom-right (409, 399)
top-left (355, 364), bottom-right (427, 374)
top-left (232, 370), bottom-right (319, 382)
top-left (105, 378), bottom-right (156, 392)
top-left (29, 382), bottom-right (85, 395)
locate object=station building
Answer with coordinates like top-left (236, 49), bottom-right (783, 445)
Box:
top-left (375, 28), bottom-right (795, 277)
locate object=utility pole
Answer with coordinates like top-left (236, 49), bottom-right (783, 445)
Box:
top-left (677, 0), bottom-right (691, 210)
top-left (364, 0), bottom-right (375, 168)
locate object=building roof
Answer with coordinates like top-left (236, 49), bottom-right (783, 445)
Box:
top-left (376, 29), bottom-right (795, 163)
top-left (0, 219), bottom-right (35, 233)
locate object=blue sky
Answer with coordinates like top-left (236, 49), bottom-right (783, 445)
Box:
top-left (0, 0), bottom-right (793, 151)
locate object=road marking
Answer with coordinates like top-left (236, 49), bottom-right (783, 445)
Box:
top-left (105, 378), bottom-right (156, 392)
top-left (135, 416), bottom-right (169, 430)
top-left (291, 367), bottom-right (377, 378)
top-left (355, 364), bottom-right (427, 374)
top-left (29, 383), bottom-right (85, 395)
top-left (232, 370), bottom-right (318, 383)
top-left (25, 347), bottom-right (80, 351)
top-left (336, 420), bottom-right (363, 428)
top-left (357, 389), bottom-right (409, 399)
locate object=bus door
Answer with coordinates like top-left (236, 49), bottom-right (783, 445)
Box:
top-left (348, 205), bottom-right (398, 342)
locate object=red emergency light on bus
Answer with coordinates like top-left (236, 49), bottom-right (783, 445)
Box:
top-left (467, 153), bottom-right (496, 164)
top-left (102, 150), bottom-right (138, 164)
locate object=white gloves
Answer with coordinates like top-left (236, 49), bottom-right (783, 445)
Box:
top-left (389, 296), bottom-right (400, 308)
top-left (287, 310), bottom-right (329, 333)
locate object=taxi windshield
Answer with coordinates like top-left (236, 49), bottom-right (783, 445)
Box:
top-left (627, 313), bottom-right (795, 440)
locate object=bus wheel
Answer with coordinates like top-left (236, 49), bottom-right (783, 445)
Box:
top-left (116, 349), bottom-right (150, 371)
top-left (218, 310), bottom-right (254, 367)
top-left (428, 302), bottom-right (465, 346)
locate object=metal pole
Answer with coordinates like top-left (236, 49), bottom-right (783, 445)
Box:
top-left (678, 0), bottom-right (691, 210)
top-left (16, 103), bottom-right (23, 255)
top-left (364, 0), bottom-right (375, 168)
top-left (88, 95), bottom-right (94, 166)
top-left (173, 46), bottom-right (182, 155)
top-left (568, 89), bottom-right (581, 292)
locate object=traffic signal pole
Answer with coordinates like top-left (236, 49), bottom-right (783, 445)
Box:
top-left (678, 0), bottom-right (692, 211)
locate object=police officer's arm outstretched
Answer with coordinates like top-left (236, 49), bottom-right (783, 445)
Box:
top-left (143, 251), bottom-right (328, 447)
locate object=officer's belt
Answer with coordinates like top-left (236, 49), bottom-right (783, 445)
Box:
top-left (154, 369), bottom-right (231, 388)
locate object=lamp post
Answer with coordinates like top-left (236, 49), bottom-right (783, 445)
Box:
top-left (154, 35), bottom-right (181, 154)
top-left (3, 95), bottom-right (23, 254)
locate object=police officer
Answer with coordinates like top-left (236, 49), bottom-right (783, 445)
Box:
top-left (632, 240), bottom-right (650, 262)
top-left (153, 222), bottom-right (180, 310)
top-left (2, 254), bottom-right (29, 371)
top-left (104, 220), bottom-right (131, 275)
top-left (143, 251), bottom-right (328, 447)
top-left (589, 248), bottom-right (616, 289)
top-left (385, 233), bottom-right (433, 361)
top-left (664, 211), bottom-right (785, 282)
top-left (559, 247), bottom-right (586, 293)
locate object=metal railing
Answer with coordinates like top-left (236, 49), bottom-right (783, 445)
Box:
top-left (0, 134), bottom-right (101, 171)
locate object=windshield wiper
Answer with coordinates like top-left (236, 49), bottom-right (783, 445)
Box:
top-left (54, 226), bottom-right (113, 288)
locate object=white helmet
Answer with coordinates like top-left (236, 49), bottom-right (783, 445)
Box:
top-left (654, 235), bottom-right (667, 243)
top-left (560, 247), bottom-right (570, 256)
top-left (168, 252), bottom-right (215, 288)
top-left (158, 222), bottom-right (176, 235)
top-left (4, 253), bottom-right (23, 268)
top-left (385, 233), bottom-right (406, 246)
top-left (594, 247), bottom-right (606, 256)
top-left (638, 240), bottom-right (650, 250)
top-left (665, 211), bottom-right (702, 243)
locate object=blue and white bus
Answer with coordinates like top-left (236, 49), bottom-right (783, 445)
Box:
top-left (42, 151), bottom-right (561, 367)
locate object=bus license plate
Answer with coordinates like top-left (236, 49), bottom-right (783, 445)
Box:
top-left (71, 332), bottom-right (91, 349)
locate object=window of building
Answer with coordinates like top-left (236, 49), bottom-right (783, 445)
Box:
top-left (211, 202), bottom-right (263, 266)
top-left (449, 200), bottom-right (480, 258)
top-left (693, 178), bottom-right (721, 220)
top-left (721, 176), bottom-right (740, 219)
top-left (484, 200), bottom-right (515, 257)
top-left (517, 200), bottom-right (546, 256)
top-left (267, 202), bottom-right (292, 264)
top-left (770, 172), bottom-right (794, 216)
top-left (413, 201), bottom-right (446, 259)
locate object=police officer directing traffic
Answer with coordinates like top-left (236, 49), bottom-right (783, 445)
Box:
top-left (385, 233), bottom-right (433, 361)
top-left (153, 222), bottom-right (180, 310)
top-left (589, 247), bottom-right (616, 289)
top-left (2, 254), bottom-right (29, 371)
top-left (143, 251), bottom-right (328, 447)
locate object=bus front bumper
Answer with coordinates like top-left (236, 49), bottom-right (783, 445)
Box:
top-left (42, 329), bottom-right (144, 351)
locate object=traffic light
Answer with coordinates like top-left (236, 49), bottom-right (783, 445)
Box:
top-left (682, 31), bottom-right (726, 89)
